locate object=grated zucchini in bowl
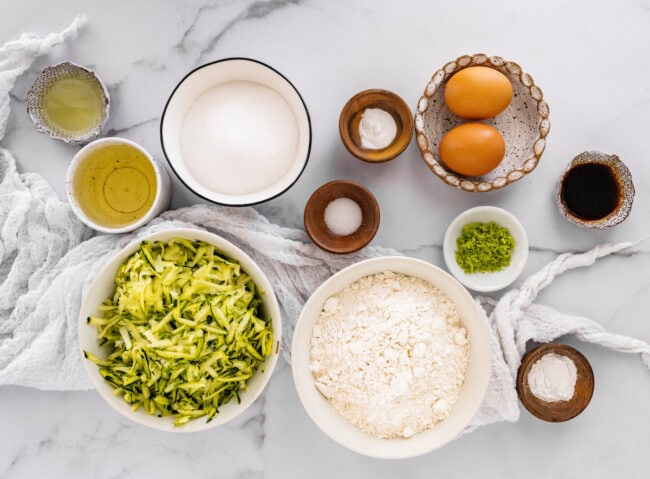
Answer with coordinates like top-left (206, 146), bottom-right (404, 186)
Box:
top-left (84, 238), bottom-right (274, 426)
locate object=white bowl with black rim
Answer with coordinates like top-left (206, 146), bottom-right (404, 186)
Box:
top-left (160, 58), bottom-right (311, 206)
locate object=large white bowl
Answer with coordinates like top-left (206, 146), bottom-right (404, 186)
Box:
top-left (291, 256), bottom-right (491, 458)
top-left (160, 57), bottom-right (311, 206)
top-left (78, 228), bottom-right (282, 432)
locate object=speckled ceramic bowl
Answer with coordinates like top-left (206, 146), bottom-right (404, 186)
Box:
top-left (556, 151), bottom-right (635, 228)
top-left (27, 62), bottom-right (109, 144)
top-left (415, 54), bottom-right (550, 192)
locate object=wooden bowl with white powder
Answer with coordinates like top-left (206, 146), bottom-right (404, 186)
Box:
top-left (517, 343), bottom-right (594, 422)
top-left (291, 256), bottom-right (491, 459)
top-left (160, 58), bottom-right (311, 206)
top-left (339, 89), bottom-right (414, 163)
top-left (304, 180), bottom-right (380, 254)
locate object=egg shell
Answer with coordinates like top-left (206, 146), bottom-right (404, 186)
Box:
top-left (444, 66), bottom-right (513, 120)
top-left (438, 123), bottom-right (505, 177)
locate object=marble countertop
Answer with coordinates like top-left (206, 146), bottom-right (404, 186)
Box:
top-left (1, 1), bottom-right (649, 477)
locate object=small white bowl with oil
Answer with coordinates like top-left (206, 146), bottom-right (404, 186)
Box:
top-left (66, 137), bottom-right (171, 233)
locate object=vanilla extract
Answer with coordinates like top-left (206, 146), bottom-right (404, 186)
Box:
top-left (560, 163), bottom-right (620, 221)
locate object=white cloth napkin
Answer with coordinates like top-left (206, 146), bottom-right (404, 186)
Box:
top-left (1, 18), bottom-right (648, 431)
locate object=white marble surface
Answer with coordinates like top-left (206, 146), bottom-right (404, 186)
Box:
top-left (1, 0), bottom-right (650, 477)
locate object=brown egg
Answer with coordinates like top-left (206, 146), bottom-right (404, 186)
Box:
top-left (438, 123), bottom-right (505, 177)
top-left (444, 66), bottom-right (513, 120)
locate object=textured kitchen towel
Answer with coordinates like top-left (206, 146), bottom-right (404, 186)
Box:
top-left (1, 18), bottom-right (649, 432)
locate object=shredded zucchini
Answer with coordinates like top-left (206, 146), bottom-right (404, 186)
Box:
top-left (85, 238), bottom-right (274, 426)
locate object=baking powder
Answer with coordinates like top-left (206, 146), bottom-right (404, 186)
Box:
top-left (309, 271), bottom-right (469, 438)
top-left (527, 353), bottom-right (577, 402)
top-left (358, 107), bottom-right (397, 149)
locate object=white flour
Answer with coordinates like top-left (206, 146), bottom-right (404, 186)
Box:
top-left (180, 80), bottom-right (299, 196)
top-left (527, 353), bottom-right (577, 402)
top-left (309, 271), bottom-right (469, 438)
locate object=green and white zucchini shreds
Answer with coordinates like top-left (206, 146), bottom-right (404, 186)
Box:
top-left (85, 238), bottom-right (274, 426)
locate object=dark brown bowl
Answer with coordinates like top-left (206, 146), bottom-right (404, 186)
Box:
top-left (339, 89), bottom-right (414, 162)
top-left (304, 180), bottom-right (380, 254)
top-left (517, 343), bottom-right (594, 422)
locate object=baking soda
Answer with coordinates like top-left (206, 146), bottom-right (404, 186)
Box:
top-left (180, 80), bottom-right (299, 196)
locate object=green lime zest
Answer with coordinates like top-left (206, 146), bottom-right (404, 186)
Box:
top-left (455, 221), bottom-right (515, 274)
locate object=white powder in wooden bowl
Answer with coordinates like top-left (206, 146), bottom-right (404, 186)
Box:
top-left (180, 80), bottom-right (299, 196)
top-left (527, 353), bottom-right (577, 402)
top-left (309, 271), bottom-right (469, 439)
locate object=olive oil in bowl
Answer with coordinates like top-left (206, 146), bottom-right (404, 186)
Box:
top-left (68, 138), bottom-right (171, 232)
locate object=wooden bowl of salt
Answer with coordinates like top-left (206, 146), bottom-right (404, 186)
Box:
top-left (304, 180), bottom-right (380, 254)
top-left (517, 343), bottom-right (594, 422)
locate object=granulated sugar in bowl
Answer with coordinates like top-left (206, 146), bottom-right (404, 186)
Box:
top-left (292, 256), bottom-right (491, 459)
top-left (160, 58), bottom-right (312, 206)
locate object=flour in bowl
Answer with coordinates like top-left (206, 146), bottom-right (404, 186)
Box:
top-left (309, 271), bottom-right (469, 439)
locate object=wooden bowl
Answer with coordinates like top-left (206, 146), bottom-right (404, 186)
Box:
top-left (517, 343), bottom-right (594, 422)
top-left (304, 180), bottom-right (380, 254)
top-left (339, 89), bottom-right (414, 162)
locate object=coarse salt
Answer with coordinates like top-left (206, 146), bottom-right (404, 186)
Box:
top-left (309, 271), bottom-right (469, 439)
top-left (180, 80), bottom-right (299, 196)
top-left (324, 197), bottom-right (362, 236)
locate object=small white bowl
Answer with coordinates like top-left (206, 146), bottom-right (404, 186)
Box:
top-left (78, 228), bottom-right (282, 432)
top-left (443, 206), bottom-right (528, 292)
top-left (66, 137), bottom-right (171, 234)
top-left (291, 256), bottom-right (491, 459)
top-left (160, 58), bottom-right (311, 206)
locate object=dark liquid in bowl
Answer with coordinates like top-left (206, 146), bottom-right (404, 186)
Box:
top-left (561, 163), bottom-right (620, 220)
